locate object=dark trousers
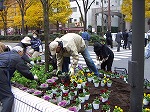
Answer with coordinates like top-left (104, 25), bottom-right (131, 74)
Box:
top-left (101, 57), bottom-right (114, 71)
top-left (117, 42), bottom-right (121, 52)
top-left (62, 57), bottom-right (70, 73)
top-left (0, 69), bottom-right (14, 112)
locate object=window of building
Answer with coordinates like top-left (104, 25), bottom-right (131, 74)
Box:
top-left (69, 18), bottom-right (73, 23)
top-left (96, 1), bottom-right (99, 5)
top-left (72, 7), bottom-right (77, 12)
top-left (74, 19), bottom-right (77, 22)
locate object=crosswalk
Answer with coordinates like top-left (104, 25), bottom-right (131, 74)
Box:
top-left (71, 48), bottom-right (132, 66)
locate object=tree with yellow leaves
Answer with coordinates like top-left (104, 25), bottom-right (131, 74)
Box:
top-left (121, 0), bottom-right (150, 22)
top-left (0, 0), bottom-right (16, 35)
top-left (49, 0), bottom-right (72, 32)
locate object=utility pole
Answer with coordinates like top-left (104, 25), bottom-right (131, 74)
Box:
top-left (107, 0), bottom-right (111, 31)
top-left (128, 0), bottom-right (145, 111)
top-left (101, 0), bottom-right (104, 37)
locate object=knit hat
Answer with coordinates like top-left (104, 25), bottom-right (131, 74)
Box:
top-left (49, 41), bottom-right (58, 55)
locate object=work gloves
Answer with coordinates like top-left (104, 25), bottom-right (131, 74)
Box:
top-left (69, 67), bottom-right (74, 76)
top-left (30, 61), bottom-right (35, 65)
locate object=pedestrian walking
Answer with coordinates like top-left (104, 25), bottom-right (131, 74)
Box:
top-left (128, 30), bottom-right (132, 50)
top-left (122, 29), bottom-right (128, 49)
top-left (29, 30), bottom-right (43, 58)
top-left (49, 33), bottom-right (100, 77)
top-left (0, 46), bottom-right (38, 112)
top-left (81, 29), bottom-right (90, 47)
top-left (115, 30), bottom-right (123, 52)
top-left (106, 30), bottom-right (113, 48)
top-left (15, 36), bottom-right (34, 65)
top-left (93, 42), bottom-right (114, 72)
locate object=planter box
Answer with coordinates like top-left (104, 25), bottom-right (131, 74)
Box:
top-left (11, 87), bottom-right (72, 112)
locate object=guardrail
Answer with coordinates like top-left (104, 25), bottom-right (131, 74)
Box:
top-left (11, 87), bottom-right (72, 112)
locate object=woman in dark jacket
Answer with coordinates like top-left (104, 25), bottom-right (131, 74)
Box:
top-left (93, 42), bottom-right (114, 71)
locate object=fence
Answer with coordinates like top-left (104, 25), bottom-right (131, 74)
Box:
top-left (11, 87), bottom-right (71, 112)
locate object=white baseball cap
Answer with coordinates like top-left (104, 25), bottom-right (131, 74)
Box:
top-left (21, 36), bottom-right (31, 44)
top-left (49, 41), bottom-right (58, 55)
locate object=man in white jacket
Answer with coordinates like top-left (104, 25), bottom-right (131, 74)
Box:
top-left (49, 33), bottom-right (100, 77)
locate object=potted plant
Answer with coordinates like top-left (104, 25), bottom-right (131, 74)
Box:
top-left (87, 72), bottom-right (94, 82)
top-left (93, 79), bottom-right (100, 87)
top-left (84, 103), bottom-right (92, 112)
top-left (56, 92), bottom-right (62, 103)
top-left (107, 79), bottom-right (112, 87)
top-left (92, 97), bottom-right (100, 109)
top-left (101, 93), bottom-right (109, 102)
top-left (113, 106), bottom-right (123, 112)
top-left (62, 86), bottom-right (69, 93)
top-left (69, 91), bottom-right (75, 100)
top-left (76, 78), bottom-right (83, 88)
top-left (85, 91), bottom-right (90, 100)
top-left (146, 82), bottom-right (150, 89)
top-left (78, 93), bottom-right (85, 103)
top-left (143, 93), bottom-right (150, 105)
top-left (102, 104), bottom-right (111, 112)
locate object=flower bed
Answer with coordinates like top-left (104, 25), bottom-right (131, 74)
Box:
top-left (11, 64), bottom-right (150, 112)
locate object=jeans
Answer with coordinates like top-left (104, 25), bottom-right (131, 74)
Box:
top-left (81, 48), bottom-right (99, 76)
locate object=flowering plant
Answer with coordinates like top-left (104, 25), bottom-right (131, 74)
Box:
top-left (39, 83), bottom-right (48, 88)
top-left (107, 78), bottom-right (112, 84)
top-left (144, 93), bottom-right (150, 101)
top-left (68, 106), bottom-right (78, 112)
top-left (69, 91), bottom-right (75, 96)
top-left (57, 100), bottom-right (67, 107)
top-left (79, 93), bottom-right (85, 97)
top-left (93, 97), bottom-right (100, 104)
top-left (84, 103), bottom-right (92, 110)
top-left (142, 108), bottom-right (150, 112)
top-left (76, 78), bottom-right (83, 84)
top-left (33, 90), bottom-right (42, 97)
top-left (102, 104), bottom-right (110, 111)
top-left (43, 95), bottom-right (51, 101)
top-left (93, 79), bottom-right (100, 83)
top-left (113, 106), bottom-right (123, 112)
top-left (100, 89), bottom-right (111, 98)
top-left (87, 72), bottom-right (94, 78)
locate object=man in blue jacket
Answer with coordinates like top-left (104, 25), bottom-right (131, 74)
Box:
top-left (0, 46), bottom-right (37, 112)
top-left (81, 29), bottom-right (90, 47)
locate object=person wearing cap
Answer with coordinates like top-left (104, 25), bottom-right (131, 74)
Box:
top-left (15, 36), bottom-right (34, 65)
top-left (49, 33), bottom-right (100, 77)
top-left (0, 46), bottom-right (38, 112)
top-left (29, 30), bottom-right (43, 58)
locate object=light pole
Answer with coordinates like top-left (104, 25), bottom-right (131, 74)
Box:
top-left (107, 0), bottom-right (111, 31)
top-left (101, 0), bottom-right (104, 37)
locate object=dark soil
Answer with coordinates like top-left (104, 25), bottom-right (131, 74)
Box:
top-left (12, 77), bottom-right (150, 112)
top-left (73, 78), bottom-right (150, 112)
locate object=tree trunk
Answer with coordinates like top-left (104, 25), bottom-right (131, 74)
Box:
top-left (43, 1), bottom-right (50, 72)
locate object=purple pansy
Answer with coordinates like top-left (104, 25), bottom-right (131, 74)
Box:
top-left (40, 83), bottom-right (48, 88)
top-left (68, 106), bottom-right (78, 112)
top-left (43, 95), bottom-right (51, 101)
top-left (46, 79), bottom-right (55, 83)
top-left (57, 100), bottom-right (67, 107)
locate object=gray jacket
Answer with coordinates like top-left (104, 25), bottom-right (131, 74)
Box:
top-left (115, 32), bottom-right (122, 43)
